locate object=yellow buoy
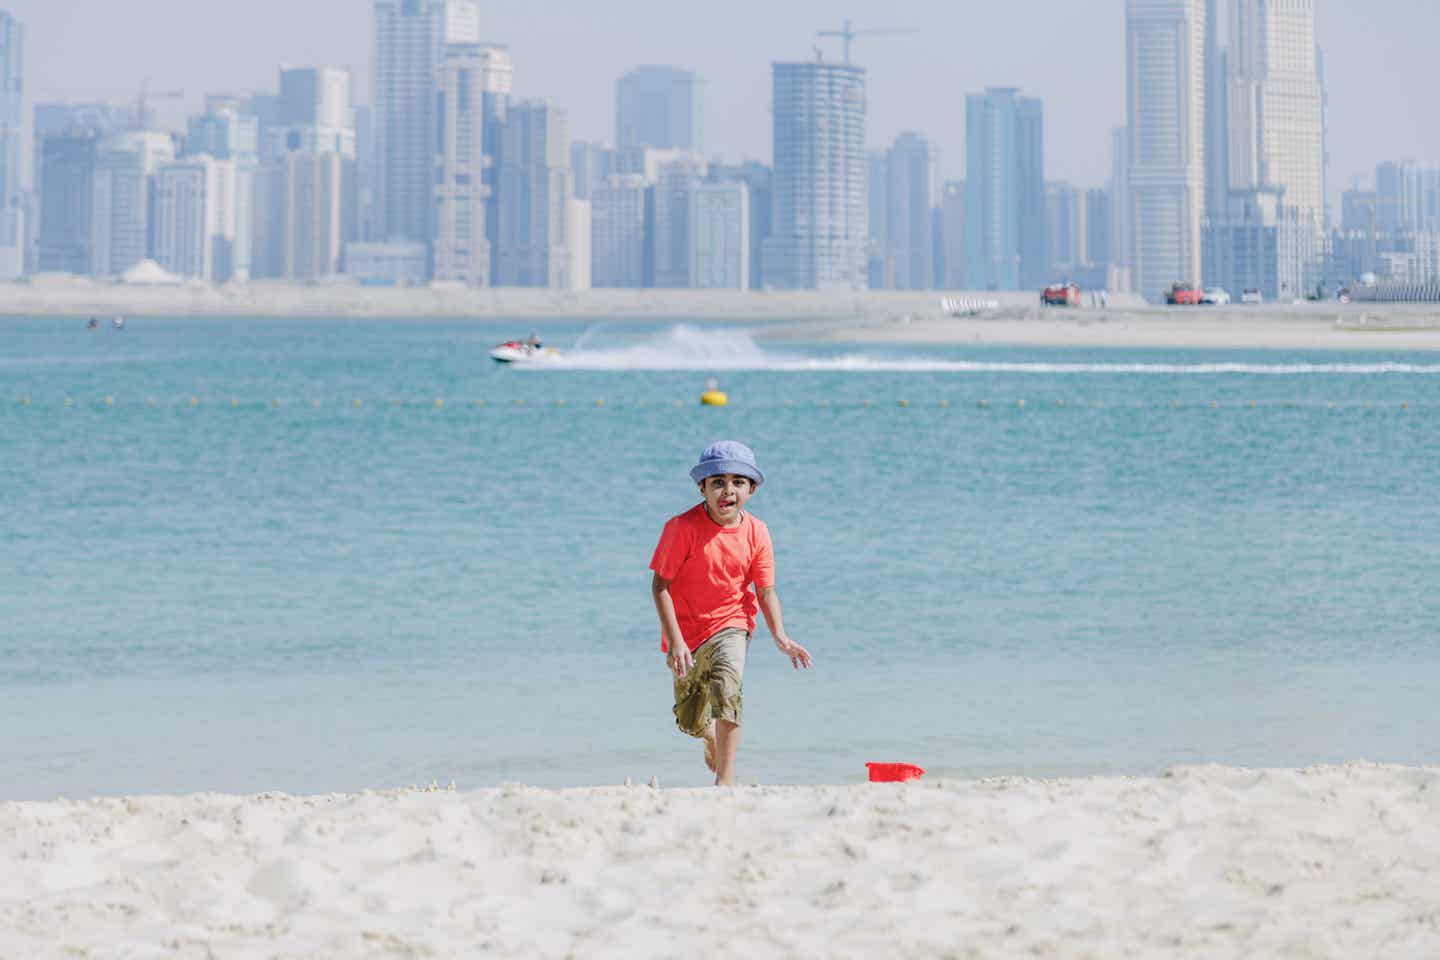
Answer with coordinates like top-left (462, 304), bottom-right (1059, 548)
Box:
top-left (700, 390), bottom-right (728, 407)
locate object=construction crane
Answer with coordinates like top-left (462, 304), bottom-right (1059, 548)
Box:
top-left (135, 79), bottom-right (184, 130)
top-left (816, 19), bottom-right (919, 65)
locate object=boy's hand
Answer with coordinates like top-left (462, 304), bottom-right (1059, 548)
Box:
top-left (667, 642), bottom-right (695, 679)
top-left (773, 635), bottom-right (812, 670)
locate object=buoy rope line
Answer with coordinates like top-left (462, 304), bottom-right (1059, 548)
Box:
top-left (7, 398), bottom-right (1426, 411)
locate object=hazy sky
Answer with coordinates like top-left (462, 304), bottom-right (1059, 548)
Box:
top-left (9, 0), bottom-right (1438, 197)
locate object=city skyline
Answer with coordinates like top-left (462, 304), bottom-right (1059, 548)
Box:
top-left (3, 0), bottom-right (1436, 200)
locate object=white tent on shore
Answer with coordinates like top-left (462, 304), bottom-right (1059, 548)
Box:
top-left (118, 260), bottom-right (184, 286)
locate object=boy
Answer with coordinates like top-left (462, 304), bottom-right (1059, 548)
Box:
top-left (649, 440), bottom-right (812, 786)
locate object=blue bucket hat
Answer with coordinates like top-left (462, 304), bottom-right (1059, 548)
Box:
top-left (689, 440), bottom-right (764, 487)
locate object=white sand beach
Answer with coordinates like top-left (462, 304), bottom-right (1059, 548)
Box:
top-left (4, 763), bottom-right (1438, 958)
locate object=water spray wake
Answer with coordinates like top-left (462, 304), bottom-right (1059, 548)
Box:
top-left (533, 325), bottom-right (1440, 375)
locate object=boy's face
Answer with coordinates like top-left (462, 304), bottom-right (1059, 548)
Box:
top-left (699, 474), bottom-right (755, 526)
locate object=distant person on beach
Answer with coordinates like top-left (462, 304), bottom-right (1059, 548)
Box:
top-left (650, 441), bottom-right (812, 786)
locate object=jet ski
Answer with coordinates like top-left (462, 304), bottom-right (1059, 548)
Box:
top-left (489, 340), bottom-right (561, 364)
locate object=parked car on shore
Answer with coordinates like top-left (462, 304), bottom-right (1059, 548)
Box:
top-left (1241, 289), bottom-right (1264, 304)
top-left (1165, 283), bottom-right (1204, 305)
top-left (1041, 282), bottom-right (1082, 307)
top-left (1201, 288), bottom-right (1231, 305)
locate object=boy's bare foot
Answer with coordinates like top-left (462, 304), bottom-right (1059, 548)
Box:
top-left (703, 723), bottom-right (718, 773)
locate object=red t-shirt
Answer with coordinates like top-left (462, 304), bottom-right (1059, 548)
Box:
top-left (649, 503), bottom-right (775, 652)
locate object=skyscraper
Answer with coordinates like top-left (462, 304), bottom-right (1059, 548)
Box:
top-left (649, 151), bottom-right (706, 288)
top-left (187, 99), bottom-right (259, 166)
top-left (1203, 0), bottom-right (1228, 222)
top-left (433, 44), bottom-right (492, 285)
top-left (690, 181), bottom-right (749, 289)
top-left (1045, 181), bottom-right (1087, 277)
top-left (476, 43), bottom-right (512, 285)
top-left (186, 98), bottom-right (260, 280)
top-left (251, 66), bottom-right (355, 280)
top-left (1125, 0), bottom-right (1205, 300)
top-left (0, 11), bottom-right (21, 212)
top-left (372, 0), bottom-right (478, 254)
top-left (570, 141), bottom-right (615, 202)
top-left (155, 155), bottom-right (241, 281)
top-left (1227, 0), bottom-right (1324, 232)
top-left (1376, 162), bottom-right (1440, 235)
top-left (940, 180), bottom-right (965, 288)
top-left (885, 132), bottom-right (935, 290)
top-left (1108, 126), bottom-right (1132, 290)
top-left (589, 173), bottom-right (649, 288)
top-left (964, 87), bottom-right (1045, 290)
top-left (1205, 0), bottom-right (1325, 295)
top-left (1085, 187), bottom-right (1112, 272)
top-left (280, 152), bottom-right (348, 279)
top-left (615, 67), bottom-right (702, 155)
top-left (90, 131), bottom-right (175, 278)
top-left (0, 10), bottom-right (23, 276)
top-left (866, 149), bottom-right (889, 288)
top-left (268, 67), bottom-right (356, 160)
top-left (496, 99), bottom-right (571, 288)
top-left (763, 60), bottom-right (867, 290)
top-left (37, 132), bottom-right (100, 274)
top-left (707, 160), bottom-right (771, 290)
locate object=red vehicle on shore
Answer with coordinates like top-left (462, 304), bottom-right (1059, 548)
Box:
top-left (1165, 283), bottom-right (1204, 305)
top-left (1042, 282), bottom-right (1082, 306)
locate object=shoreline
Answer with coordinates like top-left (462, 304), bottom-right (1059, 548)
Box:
top-left (5, 282), bottom-right (1440, 351)
top-left (3, 762), bottom-right (1437, 956)
top-left (765, 303), bottom-right (1440, 352)
top-left (0, 282), bottom-right (1046, 322)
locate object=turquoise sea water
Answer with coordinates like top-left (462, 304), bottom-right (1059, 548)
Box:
top-left (3, 316), bottom-right (1440, 800)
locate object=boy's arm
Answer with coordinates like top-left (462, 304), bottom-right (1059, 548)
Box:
top-left (652, 573), bottom-right (694, 678)
top-left (756, 585), bottom-right (812, 670)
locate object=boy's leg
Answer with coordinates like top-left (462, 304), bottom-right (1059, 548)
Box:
top-left (673, 629), bottom-right (748, 783)
top-left (703, 721), bottom-right (717, 773)
top-left (704, 630), bottom-right (749, 786)
top-left (713, 719), bottom-right (740, 786)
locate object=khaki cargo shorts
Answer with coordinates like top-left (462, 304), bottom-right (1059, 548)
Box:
top-left (672, 628), bottom-right (750, 738)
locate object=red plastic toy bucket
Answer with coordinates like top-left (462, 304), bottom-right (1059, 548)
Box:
top-left (866, 762), bottom-right (926, 783)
